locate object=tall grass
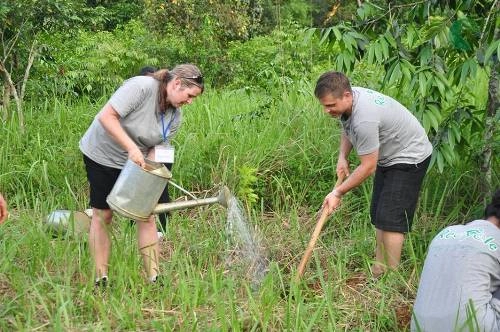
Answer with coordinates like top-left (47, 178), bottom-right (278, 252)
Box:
top-left (0, 80), bottom-right (496, 330)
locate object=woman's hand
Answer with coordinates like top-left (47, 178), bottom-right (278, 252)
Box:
top-left (128, 146), bottom-right (145, 168)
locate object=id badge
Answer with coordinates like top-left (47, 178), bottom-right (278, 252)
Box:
top-left (154, 145), bottom-right (175, 163)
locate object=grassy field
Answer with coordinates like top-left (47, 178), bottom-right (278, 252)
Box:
top-left (0, 82), bottom-right (494, 331)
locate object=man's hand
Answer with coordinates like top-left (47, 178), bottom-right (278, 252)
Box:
top-left (336, 157), bottom-right (350, 180)
top-left (322, 189), bottom-right (342, 216)
top-left (0, 194), bottom-right (8, 224)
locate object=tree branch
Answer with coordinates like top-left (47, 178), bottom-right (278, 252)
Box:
top-left (480, 0), bottom-right (499, 44)
top-left (20, 40), bottom-right (38, 102)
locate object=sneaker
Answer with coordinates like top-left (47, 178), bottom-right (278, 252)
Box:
top-left (150, 275), bottom-right (166, 286)
top-left (157, 231), bottom-right (164, 240)
top-left (84, 209), bottom-right (93, 218)
top-left (94, 276), bottom-right (108, 291)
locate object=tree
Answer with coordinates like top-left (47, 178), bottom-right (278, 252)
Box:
top-left (308, 0), bottom-right (499, 195)
top-left (0, 0), bottom-right (105, 130)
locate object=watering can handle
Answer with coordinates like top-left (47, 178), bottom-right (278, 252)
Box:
top-left (294, 174), bottom-right (345, 282)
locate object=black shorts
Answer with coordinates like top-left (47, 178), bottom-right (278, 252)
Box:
top-left (370, 156), bottom-right (431, 233)
top-left (83, 155), bottom-right (121, 209)
top-left (83, 155), bottom-right (171, 210)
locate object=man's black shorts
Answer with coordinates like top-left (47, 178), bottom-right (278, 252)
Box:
top-left (370, 156), bottom-right (431, 233)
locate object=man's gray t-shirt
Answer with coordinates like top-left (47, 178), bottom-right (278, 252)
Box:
top-left (79, 76), bottom-right (182, 168)
top-left (340, 87), bottom-right (432, 166)
top-left (411, 220), bottom-right (500, 331)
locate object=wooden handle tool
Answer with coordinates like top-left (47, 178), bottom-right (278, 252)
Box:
top-left (294, 175), bottom-right (345, 282)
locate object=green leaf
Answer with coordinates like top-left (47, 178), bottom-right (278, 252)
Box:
top-left (434, 76), bottom-right (446, 97)
top-left (425, 109), bottom-right (439, 132)
top-left (484, 39), bottom-right (500, 63)
top-left (459, 59), bottom-right (470, 84)
top-left (367, 45), bottom-right (375, 64)
top-left (343, 34), bottom-right (355, 53)
top-left (384, 61), bottom-right (397, 86)
top-left (428, 104), bottom-right (442, 123)
top-left (436, 151), bottom-right (444, 173)
top-left (422, 112), bottom-right (431, 133)
top-left (389, 62), bottom-right (401, 85)
top-left (336, 53), bottom-right (344, 71)
top-left (303, 28), bottom-right (317, 44)
top-left (319, 27), bottom-right (333, 44)
top-left (400, 59), bottom-right (414, 79)
top-left (449, 20), bottom-right (471, 51)
top-left (419, 46), bottom-right (432, 65)
top-left (374, 44), bottom-right (383, 63)
top-left (451, 123), bottom-right (461, 143)
top-left (418, 72), bottom-right (427, 97)
top-left (440, 144), bottom-right (456, 165)
top-left (380, 37), bottom-right (389, 59)
top-left (333, 27), bottom-right (343, 41)
top-left (384, 31), bottom-right (397, 48)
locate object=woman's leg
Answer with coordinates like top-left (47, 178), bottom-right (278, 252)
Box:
top-left (89, 208), bottom-right (113, 279)
top-left (137, 215), bottom-right (160, 280)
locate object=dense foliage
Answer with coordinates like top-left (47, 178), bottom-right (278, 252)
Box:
top-left (0, 1), bottom-right (498, 331)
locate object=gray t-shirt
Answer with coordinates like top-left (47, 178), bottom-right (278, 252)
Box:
top-left (341, 87), bottom-right (432, 166)
top-left (79, 76), bottom-right (182, 168)
top-left (411, 220), bottom-right (500, 332)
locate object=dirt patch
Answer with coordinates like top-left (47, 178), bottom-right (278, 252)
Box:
top-left (0, 273), bottom-right (15, 300)
top-left (159, 240), bottom-right (175, 261)
top-left (395, 301), bottom-right (412, 330)
top-left (345, 272), bottom-right (368, 292)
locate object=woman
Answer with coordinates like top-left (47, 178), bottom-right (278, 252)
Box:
top-left (80, 64), bottom-right (204, 287)
top-left (411, 189), bottom-right (500, 331)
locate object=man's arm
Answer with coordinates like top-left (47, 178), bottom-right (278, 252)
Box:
top-left (337, 132), bottom-right (353, 178)
top-left (335, 150), bottom-right (378, 195)
top-left (323, 150), bottom-right (378, 215)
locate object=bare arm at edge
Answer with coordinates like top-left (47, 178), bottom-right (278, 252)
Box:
top-left (0, 193), bottom-right (8, 224)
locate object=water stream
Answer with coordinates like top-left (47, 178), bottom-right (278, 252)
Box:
top-left (225, 197), bottom-right (268, 290)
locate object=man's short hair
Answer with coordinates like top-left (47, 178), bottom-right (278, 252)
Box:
top-left (314, 71), bottom-right (352, 99)
top-left (485, 189), bottom-right (500, 219)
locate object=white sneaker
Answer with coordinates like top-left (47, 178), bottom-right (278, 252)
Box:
top-left (84, 209), bottom-right (93, 218)
top-left (157, 231), bottom-right (164, 240)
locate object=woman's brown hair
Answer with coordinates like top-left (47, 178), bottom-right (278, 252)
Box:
top-left (153, 64), bottom-right (204, 112)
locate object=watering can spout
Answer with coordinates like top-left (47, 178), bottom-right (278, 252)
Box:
top-left (106, 159), bottom-right (232, 221)
top-left (152, 186), bottom-right (232, 214)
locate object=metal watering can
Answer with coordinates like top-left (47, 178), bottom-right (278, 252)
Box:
top-left (106, 159), bottom-right (232, 222)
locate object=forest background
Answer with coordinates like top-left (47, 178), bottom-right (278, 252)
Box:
top-left (0, 0), bottom-right (499, 330)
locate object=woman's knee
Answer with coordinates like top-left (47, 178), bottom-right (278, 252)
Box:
top-left (92, 209), bottom-right (113, 225)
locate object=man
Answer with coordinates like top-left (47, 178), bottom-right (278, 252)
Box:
top-left (315, 71), bottom-right (432, 276)
top-left (411, 190), bottom-right (500, 331)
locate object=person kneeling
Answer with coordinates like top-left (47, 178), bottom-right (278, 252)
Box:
top-left (412, 189), bottom-right (500, 331)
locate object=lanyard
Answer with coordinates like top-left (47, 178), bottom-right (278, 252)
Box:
top-left (161, 110), bottom-right (177, 143)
